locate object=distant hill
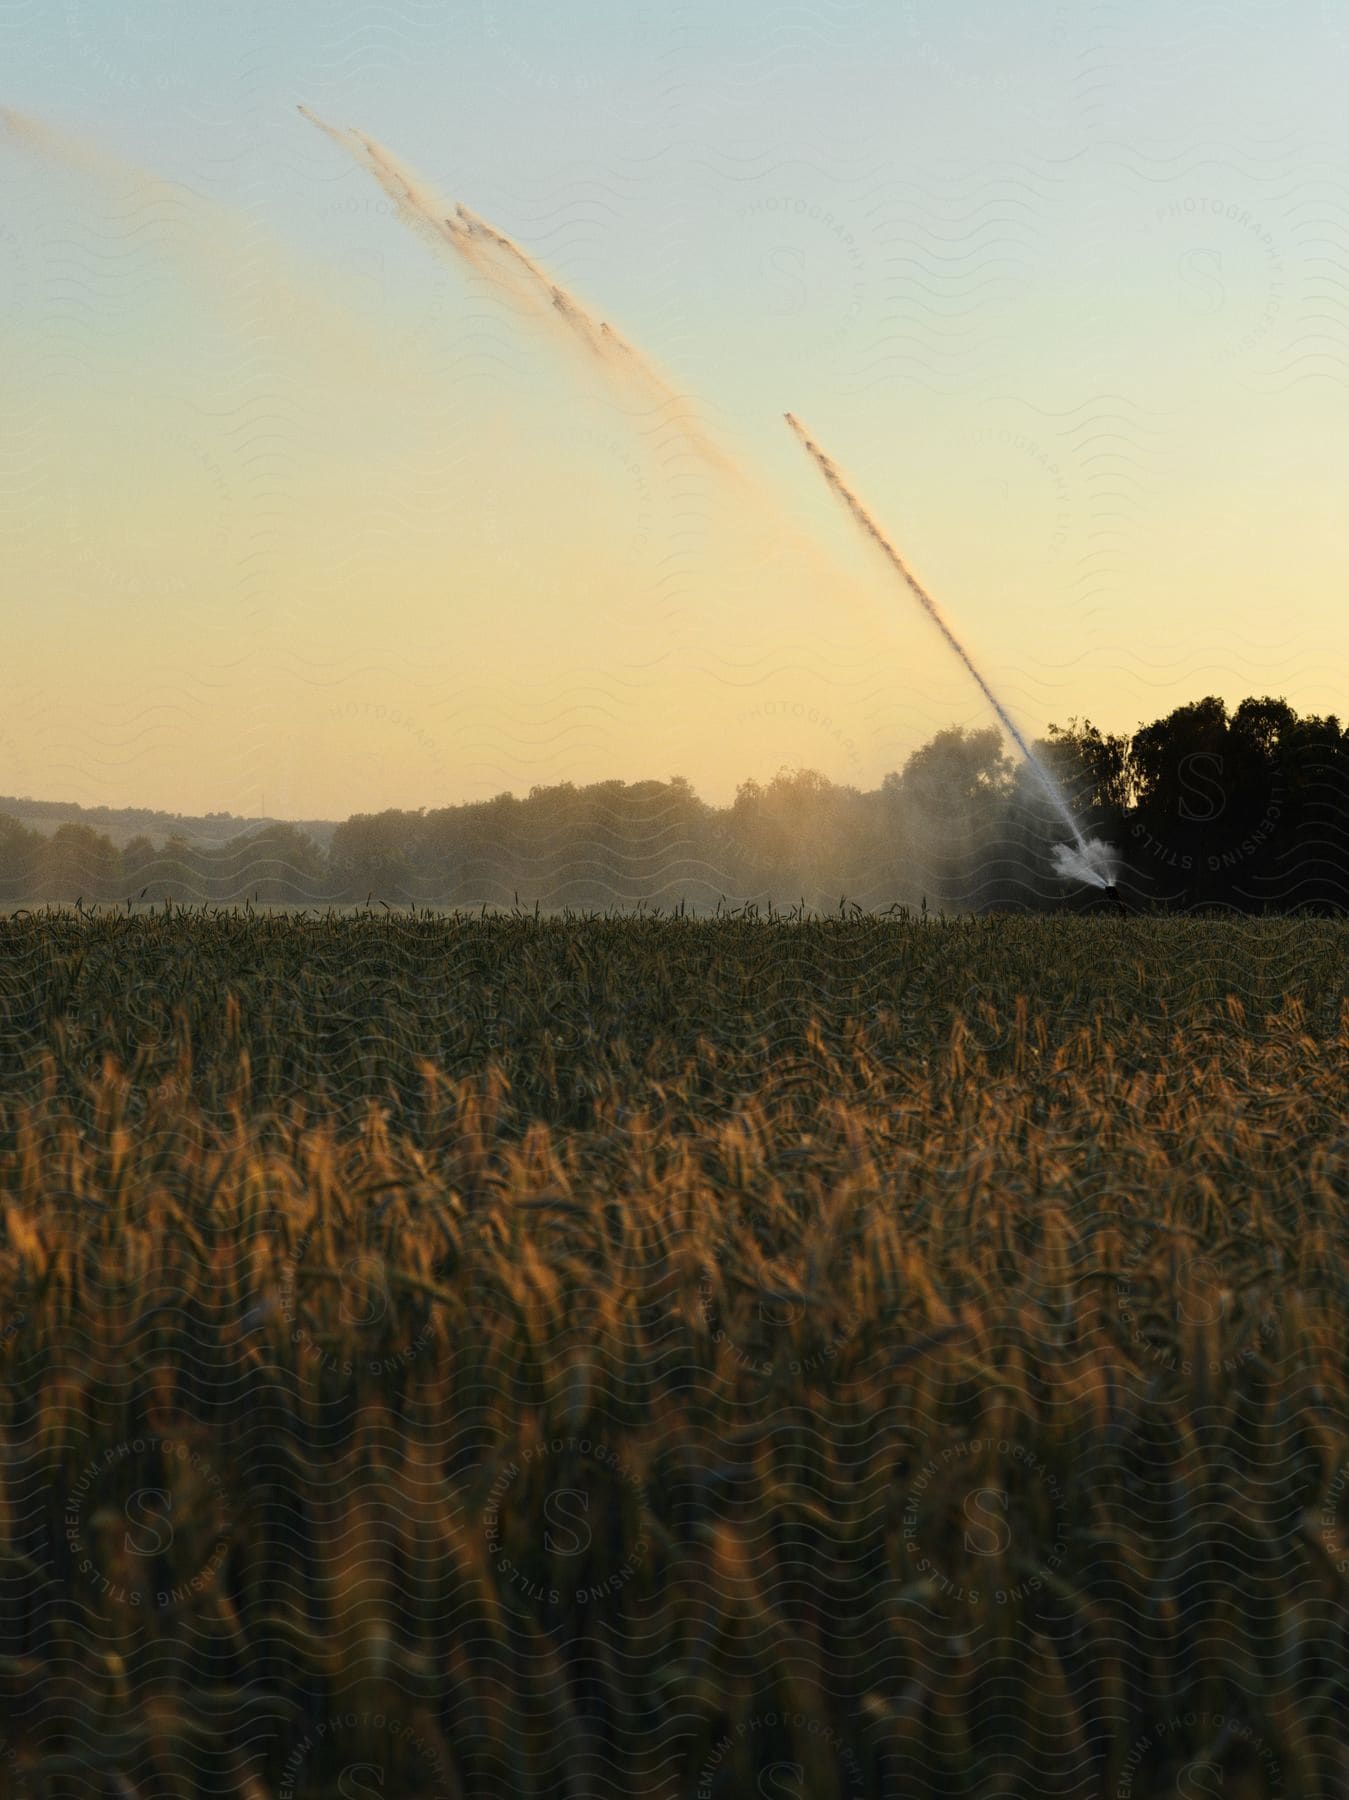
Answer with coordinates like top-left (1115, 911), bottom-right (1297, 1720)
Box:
top-left (0, 796), bottom-right (338, 852)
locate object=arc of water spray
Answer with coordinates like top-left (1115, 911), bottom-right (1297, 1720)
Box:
top-left (0, 105), bottom-right (403, 391)
top-left (299, 105), bottom-right (740, 477)
top-left (784, 411), bottom-right (1099, 864)
top-left (298, 107), bottom-right (912, 624)
top-left (301, 106), bottom-right (1111, 875)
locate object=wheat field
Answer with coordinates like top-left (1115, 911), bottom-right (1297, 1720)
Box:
top-left (0, 908), bottom-right (1345, 1797)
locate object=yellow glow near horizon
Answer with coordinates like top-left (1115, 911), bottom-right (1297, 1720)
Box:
top-left (4, 101), bottom-right (1347, 822)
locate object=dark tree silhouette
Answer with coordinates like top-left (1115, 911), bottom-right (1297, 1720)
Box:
top-left (4, 694), bottom-right (1346, 913)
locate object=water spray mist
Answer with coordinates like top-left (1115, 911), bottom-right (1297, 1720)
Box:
top-left (299, 105), bottom-right (741, 476)
top-left (784, 413), bottom-right (1120, 889)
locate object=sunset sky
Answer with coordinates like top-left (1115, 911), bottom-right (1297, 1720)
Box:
top-left (4, 2), bottom-right (1348, 819)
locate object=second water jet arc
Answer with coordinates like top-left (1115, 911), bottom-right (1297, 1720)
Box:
top-left (784, 412), bottom-right (1120, 890)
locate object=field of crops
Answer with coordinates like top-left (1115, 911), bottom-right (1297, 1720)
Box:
top-left (0, 907), bottom-right (1345, 1798)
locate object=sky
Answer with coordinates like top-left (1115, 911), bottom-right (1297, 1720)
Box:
top-left (3, 1), bottom-right (1348, 820)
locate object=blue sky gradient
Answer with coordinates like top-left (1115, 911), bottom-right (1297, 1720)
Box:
top-left (3, 2), bottom-right (1347, 815)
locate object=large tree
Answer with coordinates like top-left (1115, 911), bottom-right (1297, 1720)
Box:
top-left (220, 823), bottom-right (328, 905)
top-left (1043, 717), bottom-right (1132, 825)
top-left (38, 822), bottom-right (119, 903)
top-left (328, 811), bottom-right (419, 903)
top-left (0, 813), bottom-right (43, 900)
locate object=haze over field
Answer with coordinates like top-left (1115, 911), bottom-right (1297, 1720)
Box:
top-left (3, 3), bottom-right (1348, 832)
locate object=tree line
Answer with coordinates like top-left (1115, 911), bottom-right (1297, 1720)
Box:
top-left (2, 694), bottom-right (1345, 913)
